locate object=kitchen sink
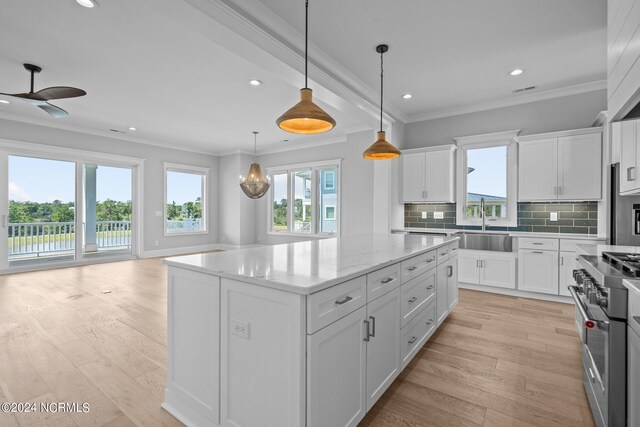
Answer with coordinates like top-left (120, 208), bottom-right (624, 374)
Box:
top-left (454, 232), bottom-right (513, 252)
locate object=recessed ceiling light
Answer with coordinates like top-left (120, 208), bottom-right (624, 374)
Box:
top-left (249, 79), bottom-right (262, 86)
top-left (509, 68), bottom-right (524, 76)
top-left (0, 99), bottom-right (9, 104)
top-left (76, 0), bottom-right (98, 7)
top-left (401, 93), bottom-right (413, 99)
top-left (128, 127), bottom-right (137, 131)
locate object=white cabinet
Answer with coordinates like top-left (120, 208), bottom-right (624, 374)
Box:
top-left (559, 251), bottom-right (578, 297)
top-left (436, 255), bottom-right (458, 325)
top-left (365, 288), bottom-right (401, 410)
top-left (517, 129), bottom-right (602, 201)
top-left (401, 146), bottom-right (455, 203)
top-left (457, 250), bottom-right (516, 289)
top-left (629, 325), bottom-right (640, 427)
top-left (518, 249), bottom-right (559, 294)
top-left (613, 119), bottom-right (640, 194)
top-left (307, 307), bottom-right (367, 427)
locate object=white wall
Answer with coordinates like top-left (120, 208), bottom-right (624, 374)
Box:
top-left (218, 152), bottom-right (256, 246)
top-left (405, 90), bottom-right (607, 148)
top-left (255, 128), bottom-right (401, 245)
top-left (0, 118), bottom-right (218, 254)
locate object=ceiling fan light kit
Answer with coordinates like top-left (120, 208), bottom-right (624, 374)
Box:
top-left (276, 0), bottom-right (336, 135)
top-left (0, 63), bottom-right (86, 118)
top-left (240, 131), bottom-right (271, 199)
top-left (363, 44), bottom-right (401, 160)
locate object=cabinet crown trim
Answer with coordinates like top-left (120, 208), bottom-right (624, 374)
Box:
top-left (401, 144), bottom-right (456, 154)
top-left (515, 127), bottom-right (602, 143)
top-left (453, 129), bottom-right (520, 146)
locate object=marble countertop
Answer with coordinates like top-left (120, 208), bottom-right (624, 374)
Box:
top-left (164, 233), bottom-right (459, 295)
top-left (623, 278), bottom-right (640, 295)
top-left (394, 227), bottom-right (605, 240)
top-left (576, 244), bottom-right (640, 256)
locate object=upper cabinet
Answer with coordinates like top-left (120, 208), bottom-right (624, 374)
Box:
top-left (612, 119), bottom-right (640, 194)
top-left (401, 145), bottom-right (455, 203)
top-left (608, 0), bottom-right (640, 120)
top-left (517, 128), bottom-right (602, 201)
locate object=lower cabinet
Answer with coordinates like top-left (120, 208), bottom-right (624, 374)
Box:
top-left (559, 251), bottom-right (578, 297)
top-left (436, 255), bottom-right (458, 326)
top-left (517, 249), bottom-right (559, 294)
top-left (457, 250), bottom-right (516, 289)
top-left (307, 307), bottom-right (367, 427)
top-left (365, 287), bottom-right (401, 410)
top-left (629, 325), bottom-right (640, 427)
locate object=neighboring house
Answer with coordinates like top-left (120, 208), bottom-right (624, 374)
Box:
top-left (467, 192), bottom-right (506, 218)
top-left (320, 170), bottom-right (337, 233)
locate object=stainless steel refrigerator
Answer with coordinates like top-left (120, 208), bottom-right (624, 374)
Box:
top-left (610, 163), bottom-right (640, 245)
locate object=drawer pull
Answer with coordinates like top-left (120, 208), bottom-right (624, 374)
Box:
top-left (634, 316), bottom-right (640, 326)
top-left (426, 319), bottom-right (433, 325)
top-left (532, 251), bottom-right (544, 254)
top-left (426, 285), bottom-right (434, 290)
top-left (408, 336), bottom-right (417, 344)
top-left (427, 258), bottom-right (435, 263)
top-left (408, 266), bottom-right (418, 272)
top-left (532, 243), bottom-right (544, 245)
top-left (335, 296), bottom-right (353, 305)
top-left (451, 247), bottom-right (457, 252)
top-left (381, 277), bottom-right (394, 284)
top-left (440, 252), bottom-right (447, 256)
top-left (408, 296), bottom-right (418, 303)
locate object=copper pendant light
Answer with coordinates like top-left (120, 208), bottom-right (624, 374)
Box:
top-left (363, 44), bottom-right (401, 160)
top-left (276, 0), bottom-right (336, 134)
top-left (240, 132), bottom-right (271, 199)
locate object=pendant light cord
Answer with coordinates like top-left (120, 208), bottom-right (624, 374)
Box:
top-left (253, 131), bottom-right (258, 160)
top-left (305, 0), bottom-right (309, 89)
top-left (380, 49), bottom-right (384, 132)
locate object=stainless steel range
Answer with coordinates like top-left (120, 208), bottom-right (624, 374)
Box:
top-left (572, 252), bottom-right (633, 427)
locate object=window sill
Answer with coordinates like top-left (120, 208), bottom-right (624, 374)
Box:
top-left (267, 231), bottom-right (338, 239)
top-left (164, 231), bottom-right (209, 237)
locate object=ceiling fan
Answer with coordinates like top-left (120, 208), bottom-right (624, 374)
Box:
top-left (0, 63), bottom-right (86, 118)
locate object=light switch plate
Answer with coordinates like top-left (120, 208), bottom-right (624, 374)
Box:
top-left (232, 319), bottom-right (250, 339)
top-left (155, 211), bottom-right (163, 217)
top-left (421, 211), bottom-right (427, 219)
top-left (550, 212), bottom-right (558, 222)
top-left (434, 211), bottom-right (444, 219)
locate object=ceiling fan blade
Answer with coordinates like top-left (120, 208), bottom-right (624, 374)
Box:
top-left (33, 86), bottom-right (86, 101)
top-left (37, 102), bottom-right (69, 118)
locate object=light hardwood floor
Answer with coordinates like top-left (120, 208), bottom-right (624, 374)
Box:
top-left (0, 258), bottom-right (592, 427)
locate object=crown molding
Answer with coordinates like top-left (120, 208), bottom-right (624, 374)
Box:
top-left (454, 129), bottom-right (521, 146)
top-left (406, 80), bottom-right (607, 124)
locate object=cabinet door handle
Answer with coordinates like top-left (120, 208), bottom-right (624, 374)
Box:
top-left (408, 266), bottom-right (418, 271)
top-left (476, 259), bottom-right (480, 268)
top-left (532, 251), bottom-right (544, 254)
top-left (560, 257), bottom-right (564, 266)
top-left (634, 316), bottom-right (640, 326)
top-left (408, 296), bottom-right (418, 303)
top-left (448, 265), bottom-right (453, 277)
top-left (440, 251), bottom-right (448, 256)
top-left (426, 285), bottom-right (434, 290)
top-left (588, 368), bottom-right (596, 383)
top-left (369, 316), bottom-right (376, 338)
top-left (558, 186), bottom-right (563, 195)
top-left (553, 186), bottom-right (558, 195)
top-left (426, 319), bottom-right (433, 325)
top-left (363, 320), bottom-right (370, 342)
top-left (408, 336), bottom-right (417, 344)
top-left (426, 258), bottom-right (435, 263)
top-left (380, 277), bottom-right (394, 284)
top-left (335, 296), bottom-right (353, 305)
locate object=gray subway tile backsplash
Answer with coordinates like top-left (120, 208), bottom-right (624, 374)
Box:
top-left (404, 201), bottom-right (598, 234)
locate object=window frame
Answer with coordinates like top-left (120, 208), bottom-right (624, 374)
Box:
top-left (267, 159), bottom-right (341, 237)
top-left (454, 130), bottom-right (520, 227)
top-left (324, 205), bottom-right (336, 220)
top-left (163, 162), bottom-right (209, 237)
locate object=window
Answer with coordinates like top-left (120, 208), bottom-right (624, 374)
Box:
top-left (268, 160), bottom-right (340, 235)
top-left (164, 163), bottom-right (208, 235)
top-left (454, 131), bottom-right (518, 227)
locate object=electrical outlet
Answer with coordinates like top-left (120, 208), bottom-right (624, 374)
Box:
top-left (550, 212), bottom-right (558, 222)
top-left (434, 211), bottom-right (444, 219)
top-left (154, 240), bottom-right (159, 247)
top-left (232, 319), bottom-right (250, 339)
top-left (421, 211), bottom-right (427, 219)
top-left (155, 210), bottom-right (163, 217)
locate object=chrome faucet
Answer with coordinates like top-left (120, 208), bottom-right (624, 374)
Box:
top-left (480, 197), bottom-right (486, 232)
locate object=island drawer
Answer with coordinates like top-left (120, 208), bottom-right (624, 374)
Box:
top-left (401, 300), bottom-right (437, 369)
top-left (436, 245), bottom-right (451, 264)
top-left (519, 237), bottom-right (559, 251)
top-left (559, 239), bottom-right (603, 253)
top-left (400, 269), bottom-right (436, 327)
top-left (367, 263), bottom-right (401, 303)
top-left (307, 276), bottom-right (367, 334)
top-left (448, 241), bottom-right (459, 257)
top-left (401, 250), bottom-right (437, 283)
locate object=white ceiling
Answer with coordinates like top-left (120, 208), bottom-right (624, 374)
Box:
top-left (227, 0), bottom-right (607, 120)
top-left (0, 0), bottom-right (606, 154)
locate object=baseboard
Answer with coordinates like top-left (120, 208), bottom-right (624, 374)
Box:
top-left (459, 283), bottom-right (574, 304)
top-left (141, 243), bottom-right (265, 258)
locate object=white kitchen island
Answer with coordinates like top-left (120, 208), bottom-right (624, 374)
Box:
top-left (162, 233), bottom-right (459, 427)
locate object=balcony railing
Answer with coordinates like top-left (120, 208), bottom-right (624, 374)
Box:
top-left (166, 219), bottom-right (203, 233)
top-left (8, 221), bottom-right (131, 258)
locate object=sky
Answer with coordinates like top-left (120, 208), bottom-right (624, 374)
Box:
top-left (166, 171), bottom-right (202, 204)
top-left (466, 146), bottom-right (507, 198)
